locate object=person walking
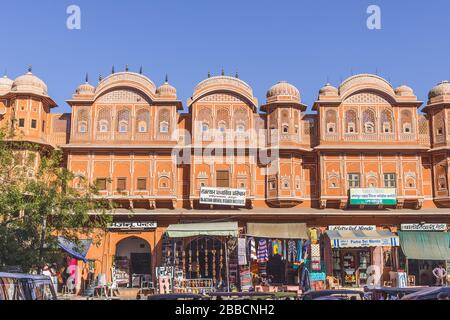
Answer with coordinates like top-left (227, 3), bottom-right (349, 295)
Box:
top-left (432, 264), bottom-right (448, 286)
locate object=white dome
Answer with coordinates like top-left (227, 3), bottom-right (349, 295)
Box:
top-left (429, 80), bottom-right (450, 100)
top-left (156, 81), bottom-right (177, 98)
top-left (11, 71), bottom-right (48, 96)
top-left (76, 82), bottom-right (95, 95)
top-left (395, 85), bottom-right (414, 96)
top-left (266, 81), bottom-right (300, 103)
top-left (319, 83), bottom-right (338, 96)
top-left (0, 75), bottom-right (13, 95)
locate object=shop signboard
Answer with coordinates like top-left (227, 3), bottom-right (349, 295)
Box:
top-left (108, 221), bottom-right (157, 231)
top-left (200, 187), bottom-right (246, 207)
top-left (333, 237), bottom-right (399, 248)
top-left (350, 188), bottom-right (397, 205)
top-left (156, 266), bottom-right (175, 279)
top-left (401, 223), bottom-right (448, 231)
top-left (329, 225), bottom-right (377, 231)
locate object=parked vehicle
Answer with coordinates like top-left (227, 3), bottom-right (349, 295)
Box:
top-left (401, 287), bottom-right (450, 300)
top-left (147, 293), bottom-right (207, 300)
top-left (0, 273), bottom-right (57, 300)
top-left (301, 289), bottom-right (365, 301)
top-left (364, 286), bottom-right (426, 300)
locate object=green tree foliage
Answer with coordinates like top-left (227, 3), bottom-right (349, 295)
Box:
top-left (0, 128), bottom-right (112, 272)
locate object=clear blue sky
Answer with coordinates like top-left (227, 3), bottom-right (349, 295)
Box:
top-left (1, 0), bottom-right (450, 113)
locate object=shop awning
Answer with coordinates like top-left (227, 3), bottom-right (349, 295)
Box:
top-left (246, 223), bottom-right (308, 239)
top-left (398, 231), bottom-right (450, 261)
top-left (166, 222), bottom-right (239, 238)
top-left (57, 237), bottom-right (92, 262)
top-left (326, 230), bottom-right (399, 248)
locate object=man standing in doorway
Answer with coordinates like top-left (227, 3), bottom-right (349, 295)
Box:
top-left (432, 264), bottom-right (448, 286)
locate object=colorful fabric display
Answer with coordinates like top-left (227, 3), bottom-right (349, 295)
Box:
top-left (296, 240), bottom-right (303, 262)
top-left (310, 228), bottom-right (319, 244)
top-left (283, 240), bottom-right (287, 260)
top-left (287, 240), bottom-right (297, 262)
top-left (248, 237), bottom-right (257, 261)
top-left (257, 239), bottom-right (269, 263)
top-left (272, 239), bottom-right (282, 256)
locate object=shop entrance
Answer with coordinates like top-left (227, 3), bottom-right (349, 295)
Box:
top-left (114, 237), bottom-right (152, 288)
top-left (407, 260), bottom-right (447, 286)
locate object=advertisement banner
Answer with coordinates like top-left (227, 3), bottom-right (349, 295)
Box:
top-left (200, 187), bottom-right (246, 207)
top-left (350, 188), bottom-right (397, 205)
top-left (329, 225), bottom-right (376, 231)
top-left (401, 223), bottom-right (448, 231)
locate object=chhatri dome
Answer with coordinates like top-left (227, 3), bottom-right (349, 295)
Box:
top-left (75, 74), bottom-right (95, 96)
top-left (319, 83), bottom-right (339, 96)
top-left (395, 85), bottom-right (415, 96)
top-left (0, 75), bottom-right (13, 95)
top-left (266, 81), bottom-right (301, 103)
top-left (11, 66), bottom-right (48, 96)
top-left (428, 80), bottom-right (450, 100)
top-left (156, 75), bottom-right (177, 98)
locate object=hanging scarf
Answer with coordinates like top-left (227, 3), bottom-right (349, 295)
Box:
top-left (296, 240), bottom-right (303, 262)
top-left (283, 240), bottom-right (287, 261)
top-left (288, 240), bottom-right (297, 263)
top-left (257, 239), bottom-right (269, 263)
top-left (248, 237), bottom-right (257, 261)
top-left (272, 239), bottom-right (282, 256)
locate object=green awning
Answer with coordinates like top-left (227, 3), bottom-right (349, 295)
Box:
top-left (398, 231), bottom-right (450, 261)
top-left (246, 223), bottom-right (308, 239)
top-left (166, 222), bottom-right (238, 238)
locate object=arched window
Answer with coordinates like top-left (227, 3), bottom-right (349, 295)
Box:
top-left (136, 109), bottom-right (150, 133)
top-left (97, 108), bottom-right (111, 132)
top-left (198, 108), bottom-right (212, 132)
top-left (380, 108), bottom-right (394, 133)
top-left (159, 176), bottom-right (170, 189)
top-left (117, 109), bottom-right (130, 133)
top-left (281, 110), bottom-right (289, 133)
top-left (77, 109), bottom-right (89, 133)
top-left (294, 111), bottom-right (299, 134)
top-left (345, 109), bottom-right (358, 133)
top-left (325, 109), bottom-right (337, 134)
top-left (234, 107), bottom-right (248, 131)
top-left (216, 108), bottom-right (229, 132)
top-left (401, 110), bottom-right (413, 133)
top-left (362, 109), bottom-right (376, 134)
top-left (158, 108), bottom-right (171, 133)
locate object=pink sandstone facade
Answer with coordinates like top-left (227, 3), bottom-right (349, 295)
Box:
top-left (1, 67), bottom-right (450, 285)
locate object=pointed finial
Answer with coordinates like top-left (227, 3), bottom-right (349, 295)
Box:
top-left (221, 68), bottom-right (225, 76)
top-left (235, 70), bottom-right (239, 79)
top-left (165, 74), bottom-right (169, 83)
top-left (139, 66), bottom-right (143, 74)
top-left (28, 65), bottom-right (32, 73)
top-left (85, 73), bottom-right (89, 83)
top-left (99, 74), bottom-right (103, 82)
top-left (207, 71), bottom-right (211, 78)
top-left (112, 65), bottom-right (115, 74)
top-left (125, 64), bottom-right (129, 72)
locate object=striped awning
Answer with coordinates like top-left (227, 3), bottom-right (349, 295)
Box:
top-left (326, 230), bottom-right (399, 248)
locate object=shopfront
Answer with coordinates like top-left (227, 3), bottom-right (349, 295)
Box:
top-left (243, 223), bottom-right (311, 292)
top-left (160, 222), bottom-right (239, 294)
top-left (398, 224), bottom-right (450, 286)
top-left (325, 227), bottom-right (400, 288)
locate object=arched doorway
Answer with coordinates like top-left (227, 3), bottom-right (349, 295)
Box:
top-left (114, 237), bottom-right (152, 288)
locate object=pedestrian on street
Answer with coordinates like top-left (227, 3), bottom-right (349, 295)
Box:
top-left (432, 264), bottom-right (448, 286)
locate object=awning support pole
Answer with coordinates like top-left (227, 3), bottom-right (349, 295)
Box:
top-left (225, 239), bottom-right (230, 293)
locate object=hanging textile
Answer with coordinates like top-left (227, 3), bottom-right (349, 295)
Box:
top-left (283, 240), bottom-right (287, 261)
top-left (287, 240), bottom-right (297, 263)
top-left (272, 239), bottom-right (282, 256)
top-left (299, 266), bottom-right (311, 292)
top-left (248, 238), bottom-right (257, 261)
top-left (310, 228), bottom-right (319, 244)
top-left (238, 238), bottom-right (248, 266)
top-left (257, 239), bottom-right (269, 263)
top-left (296, 240), bottom-right (303, 262)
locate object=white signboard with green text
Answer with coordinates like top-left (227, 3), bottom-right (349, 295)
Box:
top-left (350, 188), bottom-right (397, 205)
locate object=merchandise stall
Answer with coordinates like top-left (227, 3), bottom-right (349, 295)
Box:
top-left (161, 222), bottom-right (239, 294)
top-left (325, 228), bottom-right (399, 288)
top-left (398, 228), bottom-right (450, 286)
top-left (244, 223), bottom-right (311, 293)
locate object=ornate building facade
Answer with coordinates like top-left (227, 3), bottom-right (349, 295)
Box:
top-left (1, 67), bottom-right (449, 287)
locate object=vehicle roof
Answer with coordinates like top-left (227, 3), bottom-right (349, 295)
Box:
top-left (148, 294), bottom-right (204, 300)
top-left (402, 286), bottom-right (450, 300)
top-left (0, 273), bottom-right (52, 281)
top-left (304, 289), bottom-right (364, 297)
top-left (208, 292), bottom-right (274, 297)
top-left (365, 286), bottom-right (426, 294)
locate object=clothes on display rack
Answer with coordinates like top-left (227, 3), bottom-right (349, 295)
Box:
top-left (296, 240), bottom-right (303, 262)
top-left (310, 228), bottom-right (319, 244)
top-left (287, 240), bottom-right (297, 263)
top-left (299, 265), bottom-right (311, 292)
top-left (248, 237), bottom-right (257, 261)
top-left (283, 240), bottom-right (287, 261)
top-left (257, 239), bottom-right (269, 263)
top-left (272, 239), bottom-right (282, 256)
